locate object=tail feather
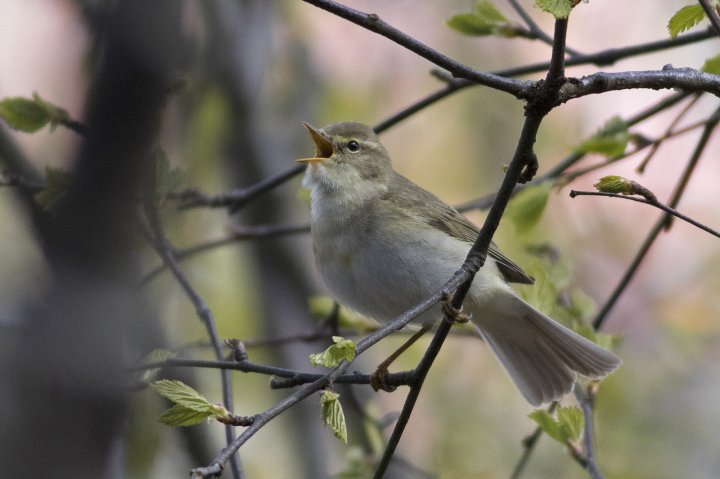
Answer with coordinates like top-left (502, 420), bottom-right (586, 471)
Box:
top-left (474, 294), bottom-right (621, 407)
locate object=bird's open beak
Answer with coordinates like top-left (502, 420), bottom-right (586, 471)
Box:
top-left (297, 122), bottom-right (334, 164)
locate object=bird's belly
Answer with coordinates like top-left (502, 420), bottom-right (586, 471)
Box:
top-left (316, 227), bottom-right (506, 324)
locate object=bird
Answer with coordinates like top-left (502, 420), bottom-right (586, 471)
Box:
top-left (297, 121), bottom-right (621, 406)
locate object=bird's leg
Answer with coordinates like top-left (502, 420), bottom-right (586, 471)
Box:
top-left (440, 293), bottom-right (471, 324)
top-left (370, 324), bottom-right (431, 392)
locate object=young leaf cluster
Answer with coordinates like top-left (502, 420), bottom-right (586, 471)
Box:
top-left (150, 380), bottom-right (230, 427)
top-left (576, 116), bottom-right (630, 159)
top-left (505, 183), bottom-right (552, 233)
top-left (34, 167), bottom-right (72, 211)
top-left (446, 1), bottom-right (515, 37)
top-left (320, 390), bottom-right (348, 443)
top-left (667, 5), bottom-right (708, 38)
top-left (529, 405), bottom-right (584, 445)
top-left (0, 92), bottom-right (71, 133)
top-left (309, 336), bottom-right (357, 367)
top-left (535, 0), bottom-right (575, 19)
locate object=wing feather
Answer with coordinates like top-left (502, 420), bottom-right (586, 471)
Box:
top-left (383, 173), bottom-right (534, 284)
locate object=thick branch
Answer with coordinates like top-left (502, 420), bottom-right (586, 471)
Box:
top-left (559, 68), bottom-right (720, 103)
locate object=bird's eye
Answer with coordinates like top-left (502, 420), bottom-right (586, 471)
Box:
top-left (346, 140), bottom-right (360, 153)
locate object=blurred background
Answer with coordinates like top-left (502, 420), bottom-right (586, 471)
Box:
top-left (1, 1), bottom-right (719, 478)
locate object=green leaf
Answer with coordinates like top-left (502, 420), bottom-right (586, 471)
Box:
top-left (446, 1), bottom-right (513, 37)
top-left (34, 167), bottom-right (73, 211)
top-left (701, 54), bottom-right (720, 75)
top-left (0, 92), bottom-right (70, 133)
top-left (158, 404), bottom-right (213, 427)
top-left (320, 390), bottom-right (348, 443)
top-left (529, 409), bottom-right (568, 443)
top-left (668, 5), bottom-right (706, 38)
top-left (557, 406), bottom-right (584, 442)
top-left (535, 0), bottom-right (573, 19)
top-left (473, 0), bottom-right (508, 22)
top-left (529, 406), bottom-right (584, 444)
top-left (505, 183), bottom-right (552, 232)
top-left (576, 116), bottom-right (630, 158)
top-left (565, 288), bottom-right (595, 322)
top-left (593, 175), bottom-right (634, 195)
top-left (309, 336), bottom-right (357, 367)
top-left (150, 380), bottom-right (213, 413)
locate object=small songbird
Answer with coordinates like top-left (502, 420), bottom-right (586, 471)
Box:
top-left (298, 121), bottom-right (620, 406)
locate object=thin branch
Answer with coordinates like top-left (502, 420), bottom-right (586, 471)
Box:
top-left (143, 199), bottom-right (243, 479)
top-left (373, 318), bottom-right (453, 478)
top-left (593, 107), bottom-right (720, 330)
top-left (374, 27), bottom-right (713, 132)
top-left (511, 101), bottom-right (720, 479)
top-left (139, 223), bottom-right (309, 285)
top-left (666, 105), bottom-right (720, 210)
top-left (192, 265), bottom-right (473, 477)
top-left (546, 19), bottom-right (569, 82)
top-left (507, 0), bottom-right (582, 56)
top-left (559, 108), bottom-right (720, 185)
top-left (698, 0), bottom-right (720, 37)
top-left (174, 164), bottom-right (305, 211)
top-left (636, 94), bottom-right (701, 173)
top-left (574, 385), bottom-right (604, 479)
top-left (59, 118), bottom-right (88, 137)
top-left (457, 91), bottom-right (693, 212)
top-left (569, 190), bottom-right (720, 239)
top-left (136, 357), bottom-right (417, 388)
top-left (301, 0), bottom-right (532, 98)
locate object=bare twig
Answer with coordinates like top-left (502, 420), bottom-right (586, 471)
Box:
top-left (135, 356), bottom-right (417, 389)
top-left (569, 190), bottom-right (720, 238)
top-left (574, 385), bottom-right (604, 479)
top-left (373, 318), bottom-right (453, 478)
top-left (191, 263), bottom-right (475, 477)
top-left (174, 164), bottom-right (305, 211)
top-left (507, 0), bottom-right (582, 56)
top-left (558, 108), bottom-right (720, 185)
top-left (698, 0), bottom-right (720, 37)
top-left (143, 198), bottom-right (243, 478)
top-left (636, 94), bottom-right (701, 172)
top-left (456, 89), bottom-right (693, 213)
top-left (139, 223), bottom-right (309, 285)
top-left (301, 0), bottom-right (532, 98)
top-left (375, 26), bottom-right (711, 132)
top-left (593, 107), bottom-right (720, 330)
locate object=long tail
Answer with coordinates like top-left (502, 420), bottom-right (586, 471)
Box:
top-left (473, 293), bottom-right (621, 407)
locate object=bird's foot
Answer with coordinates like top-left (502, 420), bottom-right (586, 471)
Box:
top-left (441, 295), bottom-right (471, 324)
top-left (370, 365), bottom-right (397, 392)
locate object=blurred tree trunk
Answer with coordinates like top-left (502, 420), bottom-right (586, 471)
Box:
top-left (0, 1), bottom-right (180, 477)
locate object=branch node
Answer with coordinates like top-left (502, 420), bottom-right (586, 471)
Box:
top-left (440, 293), bottom-right (471, 324)
top-left (225, 339), bottom-right (249, 362)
